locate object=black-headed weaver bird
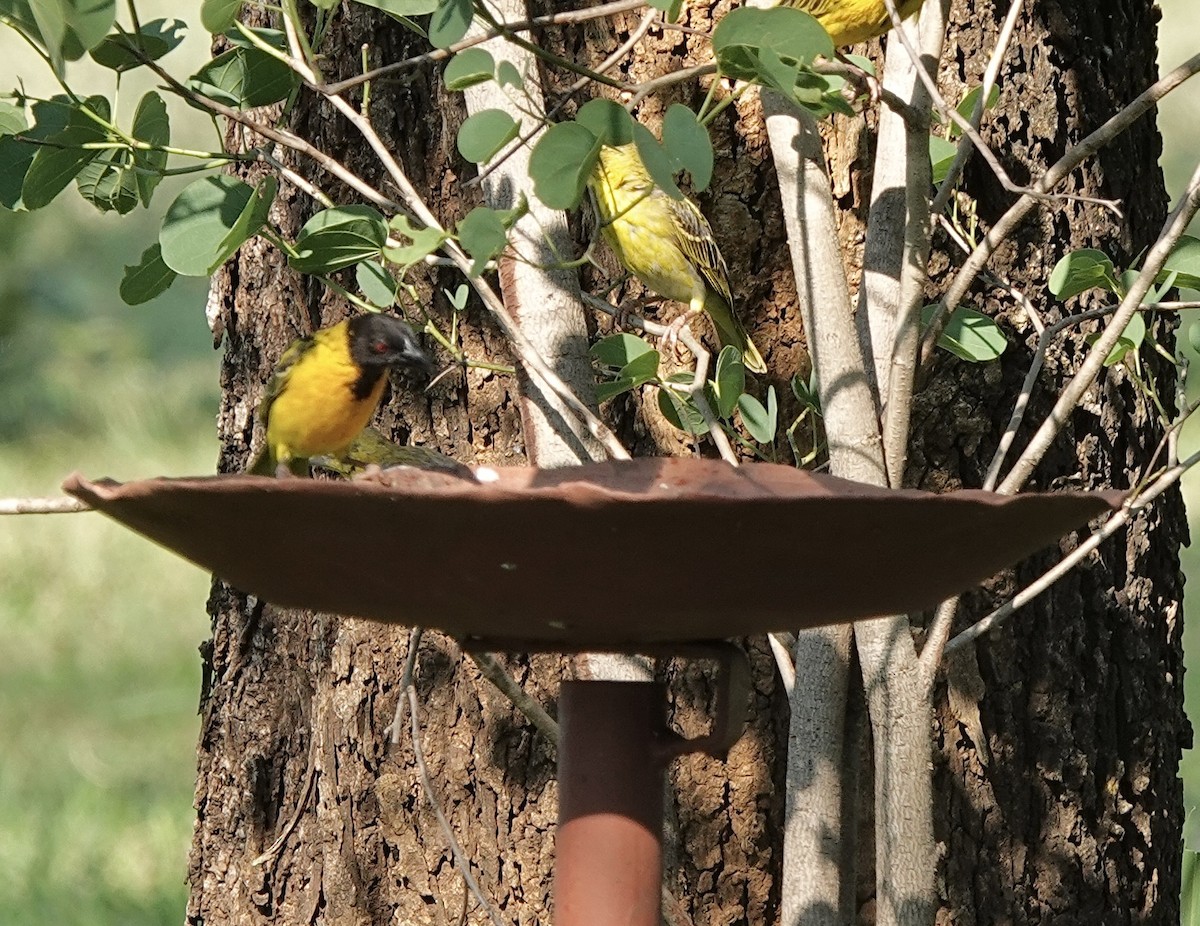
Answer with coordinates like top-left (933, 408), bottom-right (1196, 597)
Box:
top-left (248, 314), bottom-right (432, 477)
top-left (588, 142), bottom-right (768, 375)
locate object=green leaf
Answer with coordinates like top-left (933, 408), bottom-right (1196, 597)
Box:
top-left (89, 18), bottom-right (186, 71)
top-left (662, 104), bottom-right (713, 192)
top-left (929, 134), bottom-right (957, 186)
top-left (632, 123), bottom-right (682, 200)
top-left (921, 304), bottom-right (1008, 362)
top-left (659, 387), bottom-right (708, 435)
top-left (456, 108), bottom-right (518, 163)
top-left (354, 0), bottom-right (440, 16)
top-left (576, 99), bottom-right (634, 147)
top-left (647, 0), bottom-right (682, 21)
top-left (496, 60), bottom-right (523, 89)
top-left (160, 174), bottom-right (273, 276)
top-left (790, 370), bottom-right (821, 414)
top-left (712, 7), bottom-right (833, 83)
top-left (590, 332), bottom-right (655, 369)
top-left (201, 0), bottom-right (242, 33)
top-left (738, 386), bottom-right (777, 443)
top-left (1087, 312), bottom-right (1146, 367)
top-left (131, 91), bottom-right (169, 207)
top-left (429, 0), bottom-right (472, 48)
top-left (443, 48), bottom-right (494, 90)
top-left (21, 95), bottom-right (111, 210)
top-left (619, 348), bottom-right (661, 385)
top-left (383, 213), bottom-right (446, 267)
top-left (290, 204), bottom-right (389, 273)
top-left (595, 377), bottom-right (637, 403)
top-left (0, 98), bottom-right (70, 210)
top-left (188, 42), bottom-right (298, 109)
top-left (1049, 248), bottom-right (1121, 300)
top-left (0, 101), bottom-right (28, 137)
top-left (75, 148), bottom-right (138, 213)
top-left (456, 206), bottom-right (507, 275)
top-left (712, 345), bottom-right (745, 419)
top-left (120, 243), bottom-right (177, 304)
top-left (949, 84), bottom-right (1000, 137)
top-left (1159, 235), bottom-right (1200, 291)
top-left (356, 260), bottom-right (398, 306)
top-left (529, 121), bottom-right (601, 210)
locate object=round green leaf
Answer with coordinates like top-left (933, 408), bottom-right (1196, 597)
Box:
top-left (160, 174), bottom-right (263, 276)
top-left (76, 148), bottom-right (139, 214)
top-left (131, 91), bottom-right (170, 207)
top-left (496, 61), bottom-right (523, 89)
top-left (1160, 235), bottom-right (1200, 292)
top-left (738, 386), bottom-right (777, 443)
top-left (457, 109), bottom-right (519, 164)
top-left (21, 96), bottom-right (111, 210)
top-left (0, 101), bottom-right (28, 137)
top-left (189, 44), bottom-right (298, 109)
top-left (662, 104), bottom-right (713, 192)
top-left (89, 18), bottom-right (186, 71)
top-left (456, 206), bottom-right (508, 275)
top-left (590, 332), bottom-right (655, 369)
top-left (712, 7), bottom-right (833, 83)
top-left (632, 123), bottom-right (682, 201)
top-left (530, 122), bottom-right (601, 210)
top-left (429, 0), bottom-right (472, 48)
top-left (356, 260), bottom-right (398, 307)
top-left (1049, 248), bottom-right (1120, 300)
top-left (201, 0), bottom-right (242, 34)
top-left (121, 243), bottom-right (178, 304)
top-left (384, 214), bottom-right (447, 267)
top-left (576, 99), bottom-right (634, 147)
top-left (712, 345), bottom-right (745, 419)
top-left (921, 305), bottom-right (1008, 362)
top-left (659, 387), bottom-right (708, 435)
top-left (290, 205), bottom-right (389, 274)
top-left (443, 48), bottom-right (495, 91)
top-left (354, 0), bottom-right (440, 16)
top-left (929, 135), bottom-right (957, 186)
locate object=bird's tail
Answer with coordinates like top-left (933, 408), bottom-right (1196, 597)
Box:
top-left (704, 291), bottom-right (767, 374)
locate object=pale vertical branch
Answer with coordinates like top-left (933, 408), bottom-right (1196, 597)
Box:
top-left (764, 88), bottom-right (884, 926)
top-left (860, 0), bottom-right (944, 487)
top-left (462, 0), bottom-right (607, 468)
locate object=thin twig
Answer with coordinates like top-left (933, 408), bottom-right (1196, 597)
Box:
top-left (767, 632), bottom-right (796, 695)
top-left (408, 686), bottom-right (506, 926)
top-left (929, 0), bottom-right (1024, 216)
top-left (676, 327), bottom-right (740, 466)
top-left (251, 758), bottom-right (317, 866)
top-left (916, 595), bottom-right (959, 692)
top-left (0, 496), bottom-right (91, 515)
top-left (468, 651), bottom-right (559, 740)
top-left (922, 52), bottom-right (1200, 361)
top-left (390, 626), bottom-right (425, 745)
top-left (323, 0), bottom-right (649, 95)
top-left (945, 448), bottom-right (1199, 655)
top-left (997, 159), bottom-right (1200, 494)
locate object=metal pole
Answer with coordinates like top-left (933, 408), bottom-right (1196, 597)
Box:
top-left (555, 680), bottom-right (666, 926)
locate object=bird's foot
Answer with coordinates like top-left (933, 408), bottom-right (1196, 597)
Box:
top-left (661, 312), bottom-right (699, 365)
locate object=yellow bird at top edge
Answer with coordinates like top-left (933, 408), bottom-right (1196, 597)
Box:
top-left (751, 0), bottom-right (926, 47)
top-left (588, 142), bottom-right (768, 375)
top-left (248, 314), bottom-right (432, 477)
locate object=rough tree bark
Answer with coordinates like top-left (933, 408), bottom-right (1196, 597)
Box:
top-left (186, 1), bottom-right (1187, 924)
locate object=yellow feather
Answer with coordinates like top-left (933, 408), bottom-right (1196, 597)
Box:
top-left (772, 0), bottom-right (926, 46)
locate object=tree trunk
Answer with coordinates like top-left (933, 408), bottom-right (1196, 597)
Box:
top-left (186, 1), bottom-right (1187, 924)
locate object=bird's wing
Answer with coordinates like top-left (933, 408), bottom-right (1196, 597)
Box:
top-left (258, 334), bottom-right (316, 429)
top-left (664, 194), bottom-right (734, 306)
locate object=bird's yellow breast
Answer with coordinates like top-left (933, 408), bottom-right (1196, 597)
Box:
top-left (266, 336), bottom-right (386, 463)
top-left (589, 152), bottom-right (704, 305)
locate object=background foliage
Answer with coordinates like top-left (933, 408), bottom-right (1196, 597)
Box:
top-left (0, 0), bottom-right (1197, 922)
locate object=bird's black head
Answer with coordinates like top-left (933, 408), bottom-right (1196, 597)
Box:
top-left (348, 314), bottom-right (433, 378)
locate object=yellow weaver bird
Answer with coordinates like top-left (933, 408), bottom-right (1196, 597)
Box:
top-left (248, 314), bottom-right (432, 477)
top-left (751, 0), bottom-right (925, 47)
top-left (588, 142), bottom-right (767, 375)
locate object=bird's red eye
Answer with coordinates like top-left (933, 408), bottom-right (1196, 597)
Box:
top-left (372, 339), bottom-right (389, 354)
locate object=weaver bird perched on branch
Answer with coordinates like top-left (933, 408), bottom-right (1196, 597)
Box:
top-left (749, 0), bottom-right (925, 46)
top-left (588, 142), bottom-right (767, 375)
top-left (248, 314), bottom-right (433, 477)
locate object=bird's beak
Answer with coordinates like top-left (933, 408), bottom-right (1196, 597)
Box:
top-left (404, 344), bottom-right (436, 380)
